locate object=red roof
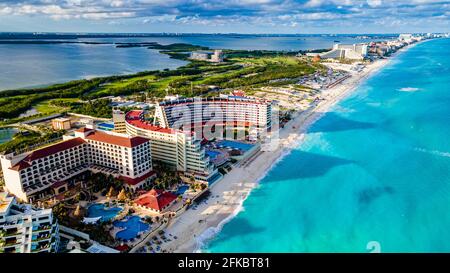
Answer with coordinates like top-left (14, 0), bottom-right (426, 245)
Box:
top-left (115, 244), bottom-right (130, 252)
top-left (9, 161), bottom-right (31, 171)
top-left (119, 170), bottom-right (156, 186)
top-left (75, 127), bottom-right (93, 133)
top-left (125, 110), bottom-right (174, 134)
top-left (51, 181), bottom-right (67, 189)
top-left (10, 138), bottom-right (86, 171)
top-left (84, 130), bottom-right (149, 148)
top-left (159, 97), bottom-right (269, 108)
top-left (134, 189), bottom-right (177, 211)
top-left (232, 90), bottom-right (246, 97)
top-left (51, 180), bottom-right (68, 189)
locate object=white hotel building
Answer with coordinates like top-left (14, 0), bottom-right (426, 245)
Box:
top-left (124, 110), bottom-right (221, 184)
top-left (118, 96), bottom-right (272, 184)
top-left (0, 192), bottom-right (59, 253)
top-left (0, 127), bottom-right (155, 202)
top-left (318, 43), bottom-right (369, 60)
top-left (154, 95), bottom-right (273, 138)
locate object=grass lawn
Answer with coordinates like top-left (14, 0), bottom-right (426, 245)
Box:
top-left (34, 98), bottom-right (79, 115)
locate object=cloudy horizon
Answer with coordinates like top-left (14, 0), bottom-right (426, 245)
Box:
top-left (0, 0), bottom-right (449, 34)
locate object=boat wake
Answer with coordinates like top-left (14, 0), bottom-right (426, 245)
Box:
top-left (398, 87), bottom-right (421, 92)
top-left (414, 147), bottom-right (450, 158)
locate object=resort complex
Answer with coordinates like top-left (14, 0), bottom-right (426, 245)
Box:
top-left (0, 30), bottom-right (444, 255)
top-left (318, 43), bottom-right (369, 60)
top-left (0, 92), bottom-right (271, 253)
top-left (154, 95), bottom-right (273, 138)
top-left (0, 126), bottom-right (154, 202)
top-left (123, 110), bottom-right (219, 184)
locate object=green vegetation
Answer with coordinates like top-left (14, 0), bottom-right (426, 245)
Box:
top-left (86, 172), bottom-right (124, 193)
top-left (0, 129), bottom-right (65, 154)
top-left (152, 164), bottom-right (180, 190)
top-left (148, 43), bottom-right (209, 60)
top-left (0, 43), bottom-right (324, 123)
top-left (52, 203), bottom-right (115, 245)
top-left (60, 99), bottom-right (113, 118)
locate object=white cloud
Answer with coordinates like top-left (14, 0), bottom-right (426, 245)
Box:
top-left (0, 0), bottom-right (448, 30)
top-left (367, 0), bottom-right (382, 7)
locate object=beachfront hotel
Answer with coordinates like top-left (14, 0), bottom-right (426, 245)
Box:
top-left (316, 43), bottom-right (369, 60)
top-left (154, 95), bottom-right (273, 138)
top-left (0, 126), bottom-right (155, 202)
top-left (0, 192), bottom-right (60, 253)
top-left (122, 110), bottom-right (220, 184)
top-left (117, 95), bottom-right (272, 183)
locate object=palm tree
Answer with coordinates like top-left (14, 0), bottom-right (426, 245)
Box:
top-left (74, 204), bottom-right (81, 217)
top-left (113, 178), bottom-right (124, 191)
top-left (117, 189), bottom-right (127, 202)
top-left (0, 230), bottom-right (5, 248)
top-left (106, 186), bottom-right (114, 199)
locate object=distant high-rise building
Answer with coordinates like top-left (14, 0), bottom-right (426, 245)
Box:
top-left (190, 50), bottom-right (224, 63)
top-left (319, 43), bottom-right (368, 60)
top-left (398, 34), bottom-right (413, 41)
top-left (210, 50), bottom-right (224, 63)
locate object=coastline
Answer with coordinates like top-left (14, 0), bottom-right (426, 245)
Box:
top-left (158, 41), bottom-right (423, 253)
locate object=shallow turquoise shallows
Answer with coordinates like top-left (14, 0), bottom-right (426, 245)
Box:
top-left (204, 38), bottom-right (450, 253)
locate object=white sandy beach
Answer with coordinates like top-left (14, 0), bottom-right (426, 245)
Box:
top-left (155, 43), bottom-right (419, 253)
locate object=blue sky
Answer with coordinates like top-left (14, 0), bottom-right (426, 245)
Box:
top-left (0, 0), bottom-right (449, 33)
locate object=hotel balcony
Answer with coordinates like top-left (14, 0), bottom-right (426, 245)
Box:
top-left (25, 164), bottom-right (90, 195)
top-left (2, 229), bottom-right (21, 238)
top-left (3, 238), bottom-right (21, 247)
top-left (1, 246), bottom-right (18, 253)
top-left (32, 233), bottom-right (52, 242)
top-left (31, 238), bottom-right (53, 252)
top-left (31, 245), bottom-right (51, 253)
top-left (32, 223), bottom-right (52, 233)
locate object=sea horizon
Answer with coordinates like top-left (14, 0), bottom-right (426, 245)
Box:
top-left (0, 32), bottom-right (411, 36)
top-left (202, 37), bottom-right (450, 253)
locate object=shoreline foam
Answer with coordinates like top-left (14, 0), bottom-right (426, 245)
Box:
top-left (153, 41), bottom-right (423, 253)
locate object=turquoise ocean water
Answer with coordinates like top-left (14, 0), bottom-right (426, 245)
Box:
top-left (204, 38), bottom-right (450, 253)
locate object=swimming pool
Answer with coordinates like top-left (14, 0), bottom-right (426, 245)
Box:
top-left (206, 150), bottom-right (221, 160)
top-left (175, 185), bottom-right (189, 195)
top-left (87, 203), bottom-right (123, 222)
top-left (216, 140), bottom-right (254, 152)
top-left (97, 122), bottom-right (115, 131)
top-left (114, 216), bottom-right (150, 241)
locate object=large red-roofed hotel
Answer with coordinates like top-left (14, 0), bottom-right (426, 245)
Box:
top-left (0, 126), bottom-right (155, 202)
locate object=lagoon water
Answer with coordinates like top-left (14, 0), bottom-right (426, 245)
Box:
top-left (0, 34), bottom-right (390, 91)
top-left (205, 38), bottom-right (450, 252)
top-left (0, 128), bottom-right (17, 144)
top-left (0, 43), bottom-right (186, 91)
